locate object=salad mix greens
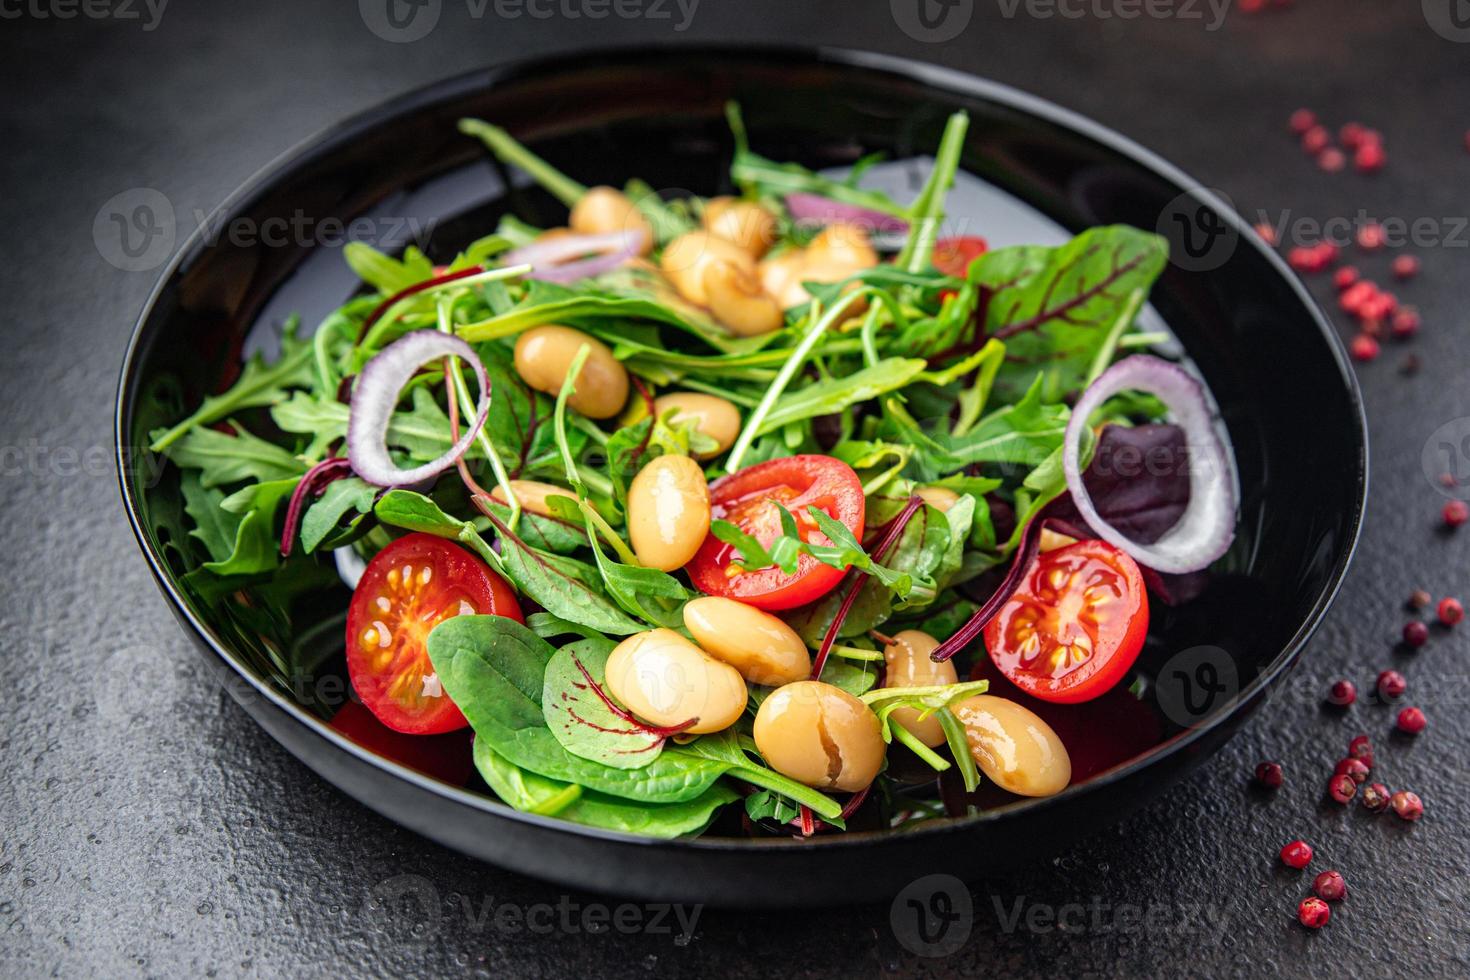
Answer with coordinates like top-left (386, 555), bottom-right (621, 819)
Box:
top-left (154, 105), bottom-right (1237, 839)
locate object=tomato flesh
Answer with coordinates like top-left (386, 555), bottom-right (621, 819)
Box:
top-left (933, 236), bottom-right (990, 278)
top-left (983, 539), bottom-right (1147, 704)
top-left (346, 532), bottom-right (522, 734)
top-left (687, 455), bottom-right (866, 611)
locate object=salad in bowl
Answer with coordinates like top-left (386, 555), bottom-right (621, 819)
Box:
top-left (149, 104), bottom-right (1236, 840)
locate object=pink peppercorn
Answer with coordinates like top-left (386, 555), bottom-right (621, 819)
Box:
top-left (1397, 706), bottom-right (1426, 734)
top-left (1298, 896), bottom-right (1330, 929)
top-left (1391, 790), bottom-right (1423, 821)
top-left (1280, 840), bottom-right (1313, 868)
top-left (1312, 870), bottom-right (1347, 902)
top-left (1444, 500), bottom-right (1469, 527)
top-left (1438, 597), bottom-right (1464, 625)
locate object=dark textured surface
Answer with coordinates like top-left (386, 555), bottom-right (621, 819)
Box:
top-left (2, 2), bottom-right (1467, 976)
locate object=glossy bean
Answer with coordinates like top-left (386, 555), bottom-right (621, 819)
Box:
top-left (660, 231), bottom-right (755, 307)
top-left (881, 630), bottom-right (958, 748)
top-left (604, 629), bottom-right (747, 735)
top-left (703, 197), bottom-right (778, 258)
top-left (916, 486), bottom-right (960, 513)
top-left (752, 681), bottom-right (885, 792)
top-left (703, 260), bottom-right (784, 336)
top-left (569, 186), bottom-right (654, 254)
top-left (626, 455), bottom-right (710, 571)
top-left (512, 325), bottom-right (629, 419)
top-left (652, 393), bottom-right (741, 459)
top-left (683, 596), bottom-right (811, 685)
top-left (489, 480), bottom-right (575, 518)
top-left (953, 694), bottom-right (1072, 797)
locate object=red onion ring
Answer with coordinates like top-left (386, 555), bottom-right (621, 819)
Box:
top-left (1063, 355), bottom-right (1236, 574)
top-left (500, 229), bottom-right (644, 284)
top-left (783, 193), bottom-right (909, 234)
top-left (347, 331), bottom-right (490, 487)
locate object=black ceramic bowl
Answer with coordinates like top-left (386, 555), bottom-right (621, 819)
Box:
top-left (116, 46), bottom-right (1366, 907)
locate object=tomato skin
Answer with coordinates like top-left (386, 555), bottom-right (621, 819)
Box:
top-left (346, 533), bottom-right (522, 734)
top-left (983, 539), bottom-right (1148, 704)
top-left (687, 455), bottom-right (866, 611)
top-left (932, 236), bottom-right (990, 278)
top-left (328, 700), bottom-right (474, 786)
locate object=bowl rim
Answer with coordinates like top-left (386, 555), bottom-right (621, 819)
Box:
top-left (114, 43), bottom-right (1368, 854)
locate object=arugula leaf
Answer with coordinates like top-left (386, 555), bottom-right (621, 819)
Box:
top-left (158, 423), bottom-right (306, 488)
top-left (710, 503), bottom-right (911, 597)
top-left (343, 241), bottom-right (434, 294)
top-left (880, 374), bottom-right (1070, 479)
top-left (180, 471), bottom-right (240, 563)
top-left (475, 741), bottom-right (736, 837)
top-left (298, 477), bottom-right (377, 553)
top-left (149, 318), bottom-right (313, 452)
top-left (758, 358), bottom-right (927, 435)
top-left (725, 103), bottom-right (908, 219)
top-left (542, 637), bottom-right (671, 769)
top-left (204, 478), bottom-right (298, 575)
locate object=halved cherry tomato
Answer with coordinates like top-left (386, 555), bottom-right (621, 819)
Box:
top-left (328, 700), bottom-right (474, 786)
top-left (932, 235), bottom-right (990, 278)
top-left (983, 539), bottom-right (1148, 704)
top-left (346, 533), bottom-right (522, 734)
top-left (687, 455), bottom-right (865, 611)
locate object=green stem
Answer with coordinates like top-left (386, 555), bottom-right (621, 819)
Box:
top-left (1085, 288), bottom-right (1146, 385)
top-left (896, 111), bottom-right (970, 273)
top-left (892, 723), bottom-right (952, 773)
top-left (458, 119), bottom-right (587, 208)
top-left (938, 707), bottom-right (981, 793)
top-left (529, 783), bottom-right (582, 816)
top-left (827, 644), bottom-right (884, 662)
top-left (730, 765), bottom-right (843, 821)
top-left (725, 291), bottom-right (868, 472)
top-left (363, 263), bottom-right (529, 351)
top-left (437, 296), bottom-right (521, 529)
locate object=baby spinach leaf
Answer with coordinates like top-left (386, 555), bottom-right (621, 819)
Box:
top-left (475, 741), bottom-right (736, 838)
top-left (543, 637), bottom-right (672, 769)
top-left (149, 317), bottom-right (312, 452)
top-left (428, 616), bottom-right (729, 803)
